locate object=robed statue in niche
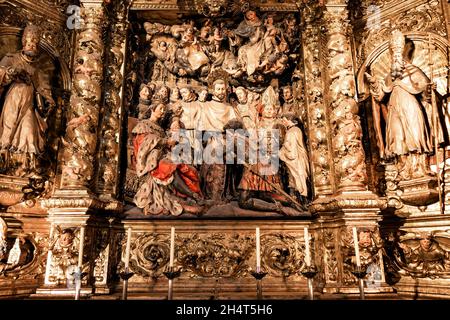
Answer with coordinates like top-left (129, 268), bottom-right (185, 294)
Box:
top-left (365, 30), bottom-right (449, 180)
top-left (0, 25), bottom-right (56, 178)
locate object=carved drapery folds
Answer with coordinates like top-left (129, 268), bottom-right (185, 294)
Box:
top-left (96, 1), bottom-right (130, 198)
top-left (301, 2), bottom-right (333, 197)
top-left (324, 2), bottom-right (368, 192)
top-left (60, 3), bottom-right (106, 189)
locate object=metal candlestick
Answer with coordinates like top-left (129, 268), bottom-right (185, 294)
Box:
top-left (119, 268), bottom-right (134, 300)
top-left (300, 265), bottom-right (318, 300)
top-left (163, 266), bottom-right (181, 300)
top-left (71, 268), bottom-right (87, 300)
top-left (250, 267), bottom-right (268, 300)
top-left (351, 265), bottom-right (368, 300)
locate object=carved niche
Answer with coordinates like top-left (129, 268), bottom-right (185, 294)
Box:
top-left (122, 3), bottom-right (312, 217)
top-left (0, 218), bottom-right (48, 280)
top-left (0, 1), bottom-right (72, 209)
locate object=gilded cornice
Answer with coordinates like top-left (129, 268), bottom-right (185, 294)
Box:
top-left (5, 0), bottom-right (69, 25)
top-left (130, 0), bottom-right (299, 12)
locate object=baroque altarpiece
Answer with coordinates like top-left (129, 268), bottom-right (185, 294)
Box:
top-left (0, 0), bottom-right (449, 299)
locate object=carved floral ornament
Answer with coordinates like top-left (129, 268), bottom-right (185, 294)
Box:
top-left (121, 232), bottom-right (314, 279)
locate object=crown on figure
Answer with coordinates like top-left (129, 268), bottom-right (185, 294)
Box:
top-left (389, 29), bottom-right (405, 52)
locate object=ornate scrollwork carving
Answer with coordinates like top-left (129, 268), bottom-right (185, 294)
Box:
top-left (324, 5), bottom-right (368, 191)
top-left (177, 233), bottom-right (254, 278)
top-left (300, 2), bottom-right (332, 196)
top-left (323, 228), bottom-right (338, 282)
top-left (356, 0), bottom-right (446, 67)
top-left (122, 232), bottom-right (169, 279)
top-left (45, 226), bottom-right (86, 286)
top-left (92, 228), bottom-right (110, 284)
top-left (261, 233), bottom-right (310, 277)
top-left (60, 4), bottom-right (106, 188)
top-left (390, 231), bottom-right (450, 279)
top-left (340, 226), bottom-right (384, 285)
top-left (0, 219), bottom-right (48, 279)
top-left (97, 0), bottom-right (131, 198)
top-left (194, 0), bottom-right (230, 17)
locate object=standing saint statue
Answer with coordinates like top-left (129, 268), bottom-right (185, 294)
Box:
top-left (365, 30), bottom-right (448, 179)
top-left (0, 25), bottom-right (55, 177)
top-left (279, 112), bottom-right (310, 204)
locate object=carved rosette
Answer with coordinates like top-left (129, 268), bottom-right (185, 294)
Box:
top-left (121, 232), bottom-right (170, 279)
top-left (261, 233), bottom-right (310, 277)
top-left (301, 2), bottom-right (333, 196)
top-left (324, 2), bottom-right (368, 192)
top-left (60, 3), bottom-right (106, 188)
top-left (96, 1), bottom-right (130, 198)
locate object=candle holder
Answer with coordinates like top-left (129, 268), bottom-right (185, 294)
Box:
top-left (163, 266), bottom-right (182, 300)
top-left (351, 265), bottom-right (368, 300)
top-left (70, 269), bottom-right (88, 301)
top-left (250, 268), bottom-right (268, 300)
top-left (119, 269), bottom-right (135, 300)
top-left (300, 265), bottom-right (318, 300)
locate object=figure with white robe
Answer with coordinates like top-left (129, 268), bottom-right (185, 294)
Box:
top-left (280, 112), bottom-right (310, 200)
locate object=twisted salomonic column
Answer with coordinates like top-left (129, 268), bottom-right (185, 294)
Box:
top-left (59, 1), bottom-right (106, 190)
top-left (324, 0), bottom-right (368, 193)
top-left (300, 1), bottom-right (334, 197)
top-left (96, 0), bottom-right (131, 199)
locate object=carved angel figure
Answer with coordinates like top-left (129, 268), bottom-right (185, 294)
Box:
top-left (0, 25), bottom-right (56, 177)
top-left (48, 227), bottom-right (79, 285)
top-left (397, 232), bottom-right (450, 275)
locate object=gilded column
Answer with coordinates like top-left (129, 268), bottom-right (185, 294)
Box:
top-left (37, 1), bottom-right (109, 297)
top-left (324, 0), bottom-right (368, 193)
top-left (310, 0), bottom-right (389, 294)
top-left (300, 1), bottom-right (334, 197)
top-left (96, 0), bottom-right (131, 200)
top-left (59, 0), bottom-right (106, 190)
